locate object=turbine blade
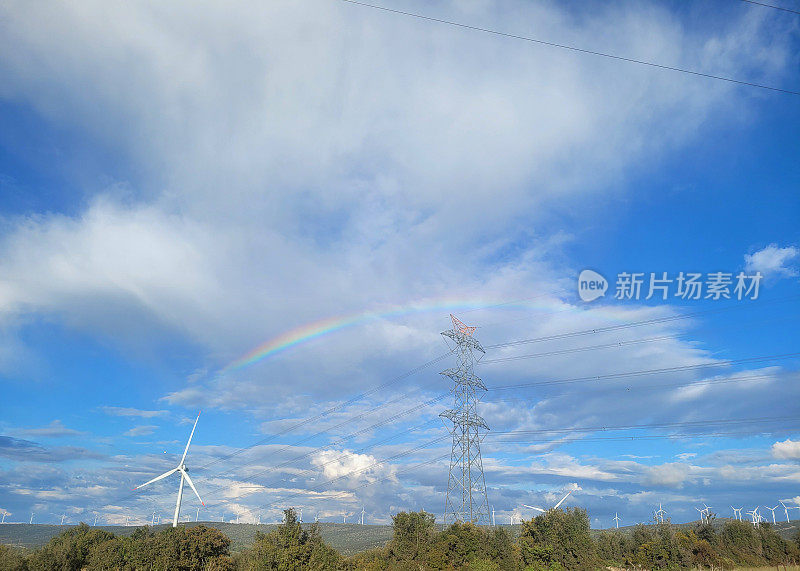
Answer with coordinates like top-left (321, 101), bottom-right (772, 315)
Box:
top-left (554, 489), bottom-right (573, 509)
top-left (523, 504), bottom-right (545, 512)
top-left (180, 411), bottom-right (201, 465)
top-left (180, 468), bottom-right (204, 506)
top-left (135, 467), bottom-right (178, 489)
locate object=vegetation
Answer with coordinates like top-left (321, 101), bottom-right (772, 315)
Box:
top-left (1, 509), bottom-right (799, 569)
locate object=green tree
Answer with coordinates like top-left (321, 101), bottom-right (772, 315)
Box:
top-left (237, 508), bottom-right (341, 570)
top-left (0, 544), bottom-right (27, 571)
top-left (26, 522), bottom-right (116, 571)
top-left (518, 508), bottom-right (596, 570)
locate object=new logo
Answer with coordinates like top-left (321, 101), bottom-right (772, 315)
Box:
top-left (578, 269), bottom-right (607, 302)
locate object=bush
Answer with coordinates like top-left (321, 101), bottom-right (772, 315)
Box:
top-left (235, 508), bottom-right (342, 570)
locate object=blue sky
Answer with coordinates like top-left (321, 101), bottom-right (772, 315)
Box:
top-left (0, 0), bottom-right (798, 528)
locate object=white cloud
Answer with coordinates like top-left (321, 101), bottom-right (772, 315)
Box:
top-left (101, 407), bottom-right (169, 419)
top-left (13, 420), bottom-right (85, 438)
top-left (644, 462), bottom-right (692, 488)
top-left (312, 449), bottom-right (394, 484)
top-left (744, 244), bottom-right (799, 277)
top-left (124, 425), bottom-right (158, 437)
top-left (0, 1), bottom-right (792, 404)
top-left (772, 438), bottom-right (800, 460)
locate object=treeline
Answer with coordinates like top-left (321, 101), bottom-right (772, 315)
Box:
top-left (1, 507), bottom-right (799, 570)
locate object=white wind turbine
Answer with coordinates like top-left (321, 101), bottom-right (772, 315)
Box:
top-left (765, 505), bottom-right (778, 524)
top-left (523, 489), bottom-right (574, 516)
top-left (134, 412), bottom-right (204, 528)
top-left (613, 513), bottom-right (621, 529)
top-left (779, 500), bottom-right (791, 523)
top-left (655, 503), bottom-right (667, 523)
top-left (695, 507), bottom-right (705, 523)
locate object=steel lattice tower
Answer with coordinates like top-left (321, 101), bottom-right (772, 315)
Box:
top-left (440, 314), bottom-right (490, 525)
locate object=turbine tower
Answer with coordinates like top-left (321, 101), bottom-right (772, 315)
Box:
top-left (134, 411), bottom-right (204, 527)
top-left (440, 314), bottom-right (490, 525)
top-left (613, 512), bottom-right (621, 529)
top-left (765, 505), bottom-right (778, 524)
top-left (779, 500), bottom-right (790, 523)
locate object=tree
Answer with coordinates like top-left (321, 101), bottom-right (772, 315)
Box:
top-left (236, 508), bottom-right (341, 570)
top-left (518, 508), bottom-right (596, 570)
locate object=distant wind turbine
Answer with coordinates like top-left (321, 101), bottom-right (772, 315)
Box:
top-left (134, 412), bottom-right (204, 528)
top-left (779, 500), bottom-right (791, 523)
top-left (523, 489), bottom-right (574, 516)
top-left (655, 503), bottom-right (667, 523)
top-left (765, 505), bottom-right (778, 524)
top-left (613, 513), bottom-right (621, 529)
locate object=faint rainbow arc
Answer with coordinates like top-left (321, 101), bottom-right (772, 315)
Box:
top-left (222, 299), bottom-right (508, 373)
top-left (220, 289), bottom-right (639, 373)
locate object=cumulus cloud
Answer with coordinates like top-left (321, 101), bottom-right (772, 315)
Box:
top-left (644, 462), bottom-right (692, 488)
top-left (312, 449), bottom-right (394, 484)
top-left (744, 244), bottom-right (799, 278)
top-left (772, 438), bottom-right (800, 460)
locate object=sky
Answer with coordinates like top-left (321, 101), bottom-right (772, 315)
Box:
top-left (0, 0), bottom-right (799, 528)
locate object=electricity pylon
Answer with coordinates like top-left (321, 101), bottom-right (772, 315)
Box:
top-left (440, 314), bottom-right (490, 525)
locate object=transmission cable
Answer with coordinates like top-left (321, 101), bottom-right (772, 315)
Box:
top-left (337, 0), bottom-right (800, 96)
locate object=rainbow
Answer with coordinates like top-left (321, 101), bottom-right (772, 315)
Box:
top-left (222, 293), bottom-right (635, 373)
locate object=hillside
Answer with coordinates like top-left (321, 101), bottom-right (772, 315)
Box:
top-left (2, 517), bottom-right (798, 556)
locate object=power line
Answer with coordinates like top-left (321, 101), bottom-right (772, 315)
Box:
top-left (737, 0), bottom-right (800, 16)
top-left (337, 0), bottom-right (800, 96)
top-left (486, 351), bottom-right (800, 389)
top-left (483, 295), bottom-right (799, 350)
top-left (488, 415), bottom-right (800, 437)
top-left (484, 370), bottom-right (795, 404)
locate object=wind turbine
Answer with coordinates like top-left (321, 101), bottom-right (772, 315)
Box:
top-left (360, 507), bottom-right (365, 525)
top-left (779, 501), bottom-right (791, 523)
top-left (613, 513), bottom-right (621, 529)
top-left (765, 505), bottom-right (778, 524)
top-left (491, 506), bottom-right (496, 527)
top-left (746, 507), bottom-right (759, 527)
top-left (695, 507), bottom-right (705, 523)
top-left (655, 503), bottom-right (666, 523)
top-left (523, 489), bottom-right (574, 516)
top-left (30, 513), bottom-right (34, 524)
top-left (60, 514), bottom-right (66, 526)
top-left (134, 412), bottom-right (204, 528)
top-left (1, 512), bottom-right (6, 524)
